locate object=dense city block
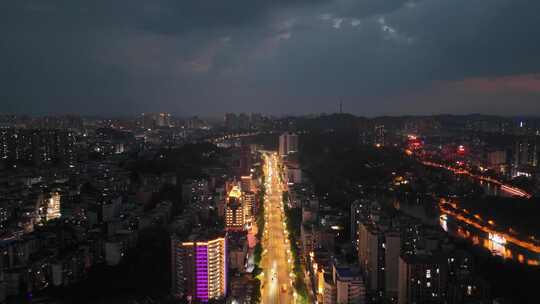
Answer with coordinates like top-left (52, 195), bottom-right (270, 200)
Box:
top-left (0, 114), bottom-right (538, 304)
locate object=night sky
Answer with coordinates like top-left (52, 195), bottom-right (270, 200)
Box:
top-left (2, 0), bottom-right (540, 116)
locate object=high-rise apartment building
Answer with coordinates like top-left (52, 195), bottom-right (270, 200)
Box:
top-left (323, 264), bottom-right (366, 304)
top-left (171, 232), bottom-right (227, 302)
top-left (46, 191), bottom-right (62, 221)
top-left (225, 113), bottom-right (238, 131)
top-left (225, 186), bottom-right (244, 231)
top-left (279, 132), bottom-right (299, 156)
top-left (240, 175), bottom-right (252, 192)
top-left (156, 113), bottom-right (171, 127)
top-left (350, 200), bottom-right (363, 249)
top-left (239, 145), bottom-right (252, 176)
top-left (238, 113), bottom-right (250, 130)
top-left (396, 250), bottom-right (490, 304)
top-left (242, 191), bottom-right (255, 224)
top-left (358, 221), bottom-right (401, 298)
top-left (384, 232), bottom-right (401, 299)
top-left (398, 254), bottom-right (447, 304)
top-left (141, 113), bottom-right (171, 129)
top-left (512, 137), bottom-right (539, 177)
top-left (335, 266), bottom-right (366, 304)
top-left (367, 226), bottom-right (385, 292)
top-left (374, 125), bottom-right (386, 147)
top-left (487, 150), bottom-right (507, 167)
top-left (0, 129), bottom-right (75, 167)
top-left (513, 137), bottom-right (538, 167)
top-left (250, 113), bottom-right (263, 129)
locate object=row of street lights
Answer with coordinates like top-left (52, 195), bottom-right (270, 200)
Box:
top-left (272, 153), bottom-right (298, 302)
top-left (261, 152), bottom-right (299, 302)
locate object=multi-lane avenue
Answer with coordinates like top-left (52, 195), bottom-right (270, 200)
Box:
top-left (261, 152), bottom-right (295, 304)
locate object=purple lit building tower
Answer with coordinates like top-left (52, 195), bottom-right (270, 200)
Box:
top-left (172, 233), bottom-right (227, 302)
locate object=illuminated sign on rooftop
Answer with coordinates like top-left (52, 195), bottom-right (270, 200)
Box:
top-left (228, 186), bottom-right (242, 198)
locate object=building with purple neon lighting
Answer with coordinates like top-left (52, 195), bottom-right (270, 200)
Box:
top-left (171, 231), bottom-right (227, 302)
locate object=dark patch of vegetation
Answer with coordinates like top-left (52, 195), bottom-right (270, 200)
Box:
top-left (41, 227), bottom-right (171, 303)
top-left (129, 143), bottom-right (224, 177)
top-left (300, 131), bottom-right (416, 209)
top-left (252, 170), bottom-right (266, 301)
top-left (449, 236), bottom-right (540, 304)
top-left (283, 196), bottom-right (308, 303)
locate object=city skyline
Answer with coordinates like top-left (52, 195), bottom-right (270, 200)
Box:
top-left (0, 113), bottom-right (539, 303)
top-left (2, 0), bottom-right (540, 116)
top-left (2, 1), bottom-right (540, 303)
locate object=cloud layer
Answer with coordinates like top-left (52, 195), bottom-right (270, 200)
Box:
top-left (1, 0), bottom-right (540, 116)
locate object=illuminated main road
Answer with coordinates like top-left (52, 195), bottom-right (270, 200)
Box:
top-left (261, 152), bottom-right (295, 304)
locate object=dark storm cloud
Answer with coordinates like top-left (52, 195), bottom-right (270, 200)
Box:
top-left (236, 0), bottom-right (540, 114)
top-left (1, 0), bottom-right (540, 115)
